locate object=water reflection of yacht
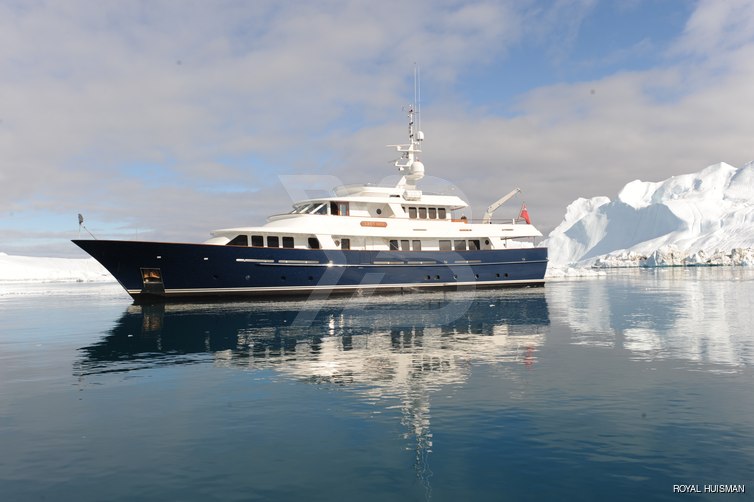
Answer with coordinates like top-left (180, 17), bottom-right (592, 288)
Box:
top-left (76, 291), bottom-right (550, 489)
top-left (77, 292), bottom-right (549, 376)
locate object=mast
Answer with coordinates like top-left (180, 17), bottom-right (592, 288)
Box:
top-left (389, 68), bottom-right (425, 191)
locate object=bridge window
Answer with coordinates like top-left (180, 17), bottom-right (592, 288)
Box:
top-left (341, 238), bottom-right (350, 250)
top-left (308, 237), bottom-right (320, 249)
top-left (293, 203), bottom-right (313, 214)
top-left (251, 235), bottom-right (264, 247)
top-left (418, 207), bottom-right (427, 219)
top-left (428, 208), bottom-right (437, 219)
top-left (227, 235), bottom-right (248, 246)
top-left (438, 208), bottom-right (447, 219)
top-left (401, 240), bottom-right (410, 251)
top-left (282, 236), bottom-right (294, 249)
top-left (454, 240), bottom-right (466, 251)
top-left (439, 240), bottom-right (451, 251)
top-left (389, 240), bottom-right (399, 250)
top-left (412, 240), bottom-right (422, 251)
top-left (408, 207), bottom-right (417, 219)
top-left (267, 236), bottom-right (279, 248)
top-left (469, 240), bottom-right (480, 251)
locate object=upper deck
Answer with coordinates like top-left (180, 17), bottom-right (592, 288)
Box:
top-left (205, 102), bottom-right (543, 252)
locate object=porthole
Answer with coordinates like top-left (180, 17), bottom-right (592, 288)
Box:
top-left (376, 208), bottom-right (382, 215)
top-left (435, 275), bottom-right (440, 280)
top-left (475, 274), bottom-right (480, 279)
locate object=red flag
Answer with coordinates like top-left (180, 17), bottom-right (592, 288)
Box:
top-left (519, 203), bottom-right (531, 224)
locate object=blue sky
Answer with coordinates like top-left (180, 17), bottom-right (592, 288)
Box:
top-left (1, 0), bottom-right (753, 256)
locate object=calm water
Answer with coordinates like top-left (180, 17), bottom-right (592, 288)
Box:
top-left (1, 268), bottom-right (753, 501)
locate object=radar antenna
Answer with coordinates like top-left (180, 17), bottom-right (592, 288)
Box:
top-left (388, 66), bottom-right (425, 190)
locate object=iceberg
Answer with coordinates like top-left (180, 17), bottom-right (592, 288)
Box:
top-left (0, 252), bottom-right (112, 283)
top-left (544, 161), bottom-right (754, 268)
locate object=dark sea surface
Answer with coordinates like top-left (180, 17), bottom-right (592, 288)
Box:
top-left (1, 268), bottom-right (753, 501)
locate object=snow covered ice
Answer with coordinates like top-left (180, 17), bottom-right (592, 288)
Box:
top-left (544, 161), bottom-right (754, 269)
top-left (0, 252), bottom-right (111, 283)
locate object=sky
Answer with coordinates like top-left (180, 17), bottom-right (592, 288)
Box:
top-left (2, 0), bottom-right (754, 257)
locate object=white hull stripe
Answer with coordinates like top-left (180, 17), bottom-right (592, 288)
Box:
top-left (251, 259), bottom-right (548, 268)
top-left (127, 278), bottom-right (545, 296)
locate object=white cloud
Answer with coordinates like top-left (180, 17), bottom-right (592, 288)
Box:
top-left (523, 0), bottom-right (597, 65)
top-left (671, 0), bottom-right (754, 57)
top-left (1, 0), bottom-right (753, 256)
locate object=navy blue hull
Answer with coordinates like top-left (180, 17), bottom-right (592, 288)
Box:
top-left (73, 240), bottom-right (547, 301)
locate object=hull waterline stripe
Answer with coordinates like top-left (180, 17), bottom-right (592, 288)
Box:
top-left (126, 278), bottom-right (545, 296)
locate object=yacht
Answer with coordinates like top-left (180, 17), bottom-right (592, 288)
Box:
top-left (74, 104), bottom-right (547, 301)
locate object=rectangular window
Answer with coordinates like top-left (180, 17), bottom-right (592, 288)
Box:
top-left (227, 235), bottom-right (249, 246)
top-left (282, 236), bottom-right (294, 249)
top-left (389, 240), bottom-right (399, 250)
top-left (439, 240), bottom-right (452, 251)
top-left (469, 240), bottom-right (480, 251)
top-left (418, 207), bottom-right (427, 219)
top-left (438, 208), bottom-right (447, 219)
top-left (341, 238), bottom-right (350, 250)
top-left (454, 240), bottom-right (467, 251)
top-left (412, 240), bottom-right (422, 251)
top-left (401, 240), bottom-right (410, 251)
top-left (251, 235), bottom-right (264, 247)
top-left (308, 237), bottom-right (320, 249)
top-left (428, 208), bottom-right (437, 219)
top-left (409, 207), bottom-right (417, 219)
top-left (267, 236), bottom-right (279, 248)
top-left (338, 202), bottom-right (349, 216)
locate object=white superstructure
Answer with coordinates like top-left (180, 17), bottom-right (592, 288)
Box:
top-left (205, 106), bottom-right (542, 254)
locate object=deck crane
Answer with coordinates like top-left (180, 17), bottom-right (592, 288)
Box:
top-left (481, 188), bottom-right (521, 224)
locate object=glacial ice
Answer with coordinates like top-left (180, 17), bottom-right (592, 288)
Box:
top-left (544, 161), bottom-right (754, 268)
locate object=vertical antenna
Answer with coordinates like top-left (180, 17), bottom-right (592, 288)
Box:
top-left (414, 64), bottom-right (421, 132)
